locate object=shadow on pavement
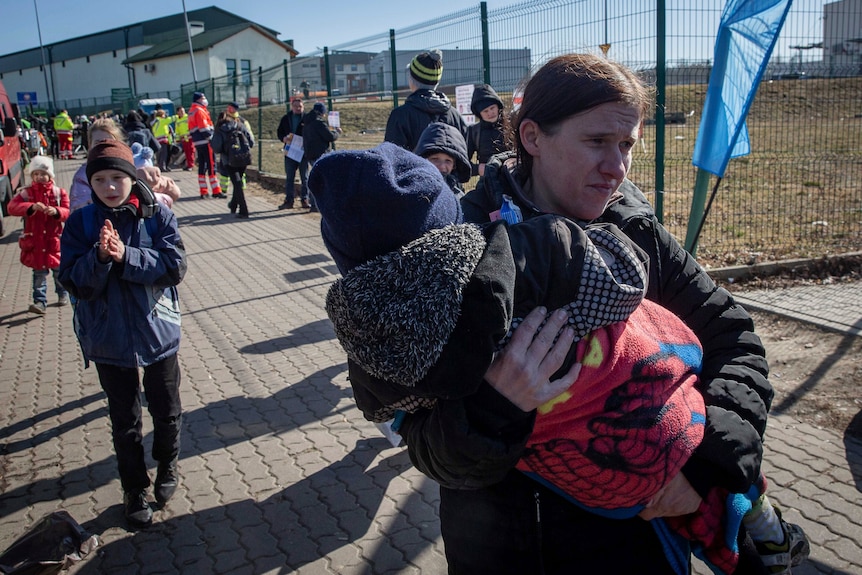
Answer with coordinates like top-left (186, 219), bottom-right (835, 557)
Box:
top-left (73, 439), bottom-right (437, 574)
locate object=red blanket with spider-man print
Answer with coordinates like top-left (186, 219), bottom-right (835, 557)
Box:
top-left (516, 299), bottom-right (747, 575)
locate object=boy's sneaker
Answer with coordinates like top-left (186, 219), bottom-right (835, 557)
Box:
top-left (28, 302), bottom-right (47, 315)
top-left (755, 514), bottom-right (811, 574)
top-left (123, 490), bottom-right (153, 528)
top-left (154, 460), bottom-right (179, 504)
top-left (57, 294), bottom-right (69, 306)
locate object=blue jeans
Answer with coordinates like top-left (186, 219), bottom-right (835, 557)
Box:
top-left (32, 268), bottom-right (67, 305)
top-left (284, 156), bottom-right (309, 202)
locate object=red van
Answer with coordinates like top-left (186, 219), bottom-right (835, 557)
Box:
top-left (0, 80), bottom-right (24, 236)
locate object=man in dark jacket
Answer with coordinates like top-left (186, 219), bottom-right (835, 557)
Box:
top-left (302, 102), bottom-right (340, 165)
top-left (302, 102), bottom-right (341, 212)
top-left (384, 49), bottom-right (468, 151)
top-left (276, 96), bottom-right (309, 209)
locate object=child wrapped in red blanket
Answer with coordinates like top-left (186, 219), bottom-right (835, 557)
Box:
top-left (313, 143), bottom-right (809, 575)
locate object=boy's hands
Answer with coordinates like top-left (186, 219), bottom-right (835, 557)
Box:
top-left (97, 219), bottom-right (125, 263)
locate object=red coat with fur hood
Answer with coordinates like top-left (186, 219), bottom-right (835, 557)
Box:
top-left (8, 182), bottom-right (70, 270)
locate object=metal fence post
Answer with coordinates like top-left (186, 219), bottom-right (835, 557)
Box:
top-left (324, 47), bottom-right (333, 111)
top-left (655, 0), bottom-right (666, 224)
top-left (257, 66), bottom-right (263, 170)
top-left (283, 59), bottom-right (289, 111)
top-left (390, 29), bottom-right (399, 108)
top-left (481, 2), bottom-right (491, 85)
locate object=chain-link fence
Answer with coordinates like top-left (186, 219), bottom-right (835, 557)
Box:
top-left (69, 0), bottom-right (862, 265)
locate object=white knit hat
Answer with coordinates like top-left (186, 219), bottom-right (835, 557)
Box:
top-left (28, 156), bottom-right (54, 179)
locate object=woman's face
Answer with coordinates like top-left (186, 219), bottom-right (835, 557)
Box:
top-left (522, 101), bottom-right (641, 221)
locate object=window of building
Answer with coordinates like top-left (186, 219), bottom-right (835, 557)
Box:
top-left (351, 64), bottom-right (358, 71)
top-left (336, 64), bottom-right (344, 72)
top-left (113, 50), bottom-right (117, 57)
top-left (86, 56), bottom-right (90, 63)
top-left (240, 59), bottom-right (251, 86)
top-left (226, 59), bottom-right (236, 81)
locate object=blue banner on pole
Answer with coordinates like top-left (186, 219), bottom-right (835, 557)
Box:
top-left (17, 92), bottom-right (38, 107)
top-left (692, 0), bottom-right (793, 178)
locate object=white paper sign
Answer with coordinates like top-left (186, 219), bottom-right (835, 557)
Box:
top-left (285, 134), bottom-right (304, 162)
top-left (456, 84), bottom-right (477, 126)
top-left (328, 111), bottom-right (340, 128)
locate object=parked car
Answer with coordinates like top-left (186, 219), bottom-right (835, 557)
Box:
top-left (0, 80), bottom-right (24, 237)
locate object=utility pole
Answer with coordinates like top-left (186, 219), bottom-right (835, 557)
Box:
top-left (33, 0), bottom-right (53, 111)
top-left (182, 0), bottom-right (198, 82)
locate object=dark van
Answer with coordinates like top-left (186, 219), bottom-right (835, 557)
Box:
top-left (0, 80), bottom-right (24, 236)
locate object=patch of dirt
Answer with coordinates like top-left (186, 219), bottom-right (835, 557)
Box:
top-left (245, 177), bottom-right (862, 440)
top-left (717, 257), bottom-right (862, 441)
top-left (745, 310), bottom-right (862, 440)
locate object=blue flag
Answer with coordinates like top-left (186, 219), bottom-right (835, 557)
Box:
top-left (692, 0), bottom-right (793, 177)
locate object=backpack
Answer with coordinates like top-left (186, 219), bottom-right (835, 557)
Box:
top-left (226, 125), bottom-right (252, 168)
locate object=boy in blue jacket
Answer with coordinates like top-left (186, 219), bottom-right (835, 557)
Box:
top-left (59, 140), bottom-right (187, 529)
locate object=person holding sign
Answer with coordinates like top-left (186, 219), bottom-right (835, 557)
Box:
top-left (276, 96), bottom-right (309, 209)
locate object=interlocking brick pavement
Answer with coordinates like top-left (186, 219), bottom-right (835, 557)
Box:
top-left (0, 158), bottom-right (858, 574)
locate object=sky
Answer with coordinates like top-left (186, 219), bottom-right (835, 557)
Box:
top-left (0, 0), bottom-right (510, 57)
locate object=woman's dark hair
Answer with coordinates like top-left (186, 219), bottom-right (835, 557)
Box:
top-left (511, 53), bottom-right (653, 179)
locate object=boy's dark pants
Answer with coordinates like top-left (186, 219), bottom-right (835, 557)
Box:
top-left (96, 354), bottom-right (182, 493)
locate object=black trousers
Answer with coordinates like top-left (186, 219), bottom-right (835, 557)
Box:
top-left (226, 166), bottom-right (248, 216)
top-left (440, 471), bottom-right (679, 575)
top-left (95, 354), bottom-right (182, 493)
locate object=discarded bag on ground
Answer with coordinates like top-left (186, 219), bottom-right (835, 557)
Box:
top-left (0, 510), bottom-right (100, 575)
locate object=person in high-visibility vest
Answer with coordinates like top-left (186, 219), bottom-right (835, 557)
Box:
top-left (53, 110), bottom-right (75, 160)
top-left (151, 109), bottom-right (178, 172)
top-left (188, 92), bottom-right (223, 198)
top-left (174, 107), bottom-right (194, 171)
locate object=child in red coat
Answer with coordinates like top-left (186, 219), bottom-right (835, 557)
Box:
top-left (8, 156), bottom-right (70, 314)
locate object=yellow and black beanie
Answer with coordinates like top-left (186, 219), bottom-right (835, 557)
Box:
top-left (409, 49), bottom-right (443, 87)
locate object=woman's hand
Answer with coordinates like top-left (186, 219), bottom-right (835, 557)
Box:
top-left (484, 307), bottom-right (581, 412)
top-left (638, 472), bottom-right (702, 520)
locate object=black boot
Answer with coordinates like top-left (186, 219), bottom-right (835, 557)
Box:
top-left (154, 460), bottom-right (179, 504)
top-left (124, 490), bottom-right (153, 528)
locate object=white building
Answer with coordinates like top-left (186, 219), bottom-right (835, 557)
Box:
top-left (0, 6), bottom-right (297, 114)
top-left (824, 0), bottom-right (862, 74)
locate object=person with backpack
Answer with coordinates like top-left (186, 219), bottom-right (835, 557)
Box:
top-left (7, 156), bottom-right (70, 314)
top-left (301, 102), bottom-right (340, 211)
top-left (384, 49), bottom-right (468, 151)
top-left (58, 140), bottom-right (187, 529)
top-left (211, 108), bottom-right (254, 219)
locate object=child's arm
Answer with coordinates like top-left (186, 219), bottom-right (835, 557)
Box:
top-left (58, 210), bottom-right (113, 300)
top-left (55, 187), bottom-right (71, 222)
top-left (7, 189), bottom-right (32, 217)
top-left (69, 166), bottom-right (93, 211)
